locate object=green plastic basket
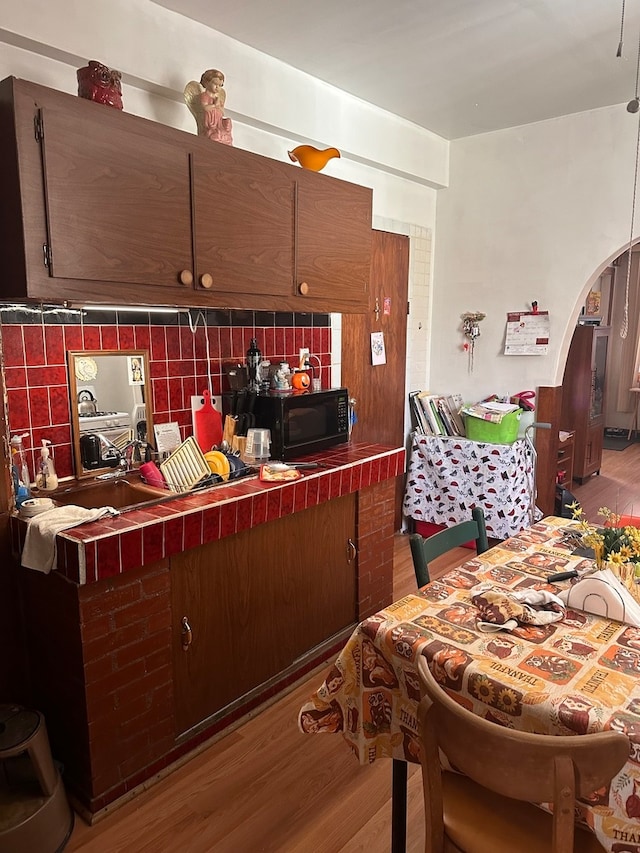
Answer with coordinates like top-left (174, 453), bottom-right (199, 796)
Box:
top-left (464, 409), bottom-right (521, 445)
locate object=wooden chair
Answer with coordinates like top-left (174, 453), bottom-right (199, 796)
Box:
top-left (391, 509), bottom-right (489, 852)
top-left (416, 655), bottom-right (629, 853)
top-left (409, 507), bottom-right (489, 588)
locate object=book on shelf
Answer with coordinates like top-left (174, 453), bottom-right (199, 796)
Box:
top-left (409, 390), bottom-right (432, 435)
top-left (418, 392), bottom-right (445, 435)
top-left (445, 394), bottom-right (466, 436)
top-left (408, 391), bottom-right (467, 437)
top-left (437, 398), bottom-right (460, 437)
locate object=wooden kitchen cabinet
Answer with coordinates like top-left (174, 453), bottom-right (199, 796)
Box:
top-left (295, 168), bottom-right (372, 309)
top-left (0, 76), bottom-right (371, 312)
top-left (560, 325), bottom-right (609, 483)
top-left (0, 76), bottom-right (193, 304)
top-left (171, 493), bottom-right (357, 736)
top-left (191, 147), bottom-right (294, 298)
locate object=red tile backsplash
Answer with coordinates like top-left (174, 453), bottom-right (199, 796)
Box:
top-left (1, 312), bottom-right (332, 484)
top-left (23, 325), bottom-right (45, 364)
top-left (1, 325), bottom-right (25, 366)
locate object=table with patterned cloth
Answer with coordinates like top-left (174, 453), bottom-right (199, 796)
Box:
top-left (402, 432), bottom-right (536, 539)
top-left (299, 517), bottom-right (640, 853)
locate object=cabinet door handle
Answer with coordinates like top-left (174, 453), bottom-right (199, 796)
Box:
top-left (200, 273), bottom-right (214, 289)
top-left (181, 616), bottom-right (193, 650)
top-left (346, 538), bottom-right (357, 564)
top-left (298, 281), bottom-right (310, 296)
top-left (179, 269), bottom-right (194, 286)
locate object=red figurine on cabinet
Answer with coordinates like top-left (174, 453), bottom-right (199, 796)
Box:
top-left (77, 61), bottom-right (123, 110)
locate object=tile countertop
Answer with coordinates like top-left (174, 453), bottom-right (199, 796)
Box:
top-left (11, 443), bottom-right (405, 585)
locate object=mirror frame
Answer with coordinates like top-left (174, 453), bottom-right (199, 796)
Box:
top-left (68, 349), bottom-right (154, 479)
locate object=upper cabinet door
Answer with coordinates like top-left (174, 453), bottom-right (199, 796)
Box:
top-left (40, 106), bottom-right (193, 288)
top-left (191, 146), bottom-right (294, 297)
top-left (294, 169), bottom-right (372, 312)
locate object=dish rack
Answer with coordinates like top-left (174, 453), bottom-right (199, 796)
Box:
top-left (154, 437), bottom-right (258, 493)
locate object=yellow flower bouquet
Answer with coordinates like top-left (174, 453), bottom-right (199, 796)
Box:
top-left (570, 504), bottom-right (640, 603)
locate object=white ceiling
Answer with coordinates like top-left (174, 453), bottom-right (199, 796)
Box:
top-left (153, 0), bottom-right (640, 139)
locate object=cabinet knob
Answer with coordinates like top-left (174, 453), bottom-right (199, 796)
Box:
top-left (298, 281), bottom-right (310, 296)
top-left (200, 273), bottom-right (214, 289)
top-left (181, 616), bottom-right (193, 651)
top-left (179, 269), bottom-right (194, 286)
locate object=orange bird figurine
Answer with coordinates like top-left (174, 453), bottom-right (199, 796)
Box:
top-left (288, 145), bottom-right (341, 171)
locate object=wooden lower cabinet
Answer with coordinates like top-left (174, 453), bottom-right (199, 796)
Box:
top-left (12, 476), bottom-right (400, 816)
top-left (171, 493), bottom-right (357, 735)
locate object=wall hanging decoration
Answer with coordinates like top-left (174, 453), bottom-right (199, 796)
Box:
top-left (287, 145), bottom-right (340, 171)
top-left (504, 308), bottom-right (550, 355)
top-left (76, 61), bottom-right (123, 110)
top-left (184, 69), bottom-right (234, 146)
top-left (461, 311), bottom-right (485, 373)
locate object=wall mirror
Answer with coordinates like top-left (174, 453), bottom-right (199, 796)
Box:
top-left (68, 350), bottom-right (154, 479)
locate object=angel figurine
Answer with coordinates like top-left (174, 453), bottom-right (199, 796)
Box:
top-left (184, 69), bottom-right (233, 146)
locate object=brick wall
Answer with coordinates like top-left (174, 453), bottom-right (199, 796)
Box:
top-left (357, 478), bottom-right (397, 618)
top-left (79, 561), bottom-right (173, 810)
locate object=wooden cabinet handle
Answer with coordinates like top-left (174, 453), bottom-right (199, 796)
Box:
top-left (346, 538), bottom-right (357, 564)
top-left (298, 281), bottom-right (310, 296)
top-left (181, 616), bottom-right (193, 651)
top-left (200, 273), bottom-right (214, 289)
top-left (179, 269), bottom-right (194, 286)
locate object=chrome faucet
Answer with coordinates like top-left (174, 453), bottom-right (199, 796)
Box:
top-left (95, 433), bottom-right (126, 469)
top-left (122, 439), bottom-right (147, 470)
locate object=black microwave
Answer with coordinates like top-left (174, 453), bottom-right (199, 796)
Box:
top-left (252, 387), bottom-right (350, 461)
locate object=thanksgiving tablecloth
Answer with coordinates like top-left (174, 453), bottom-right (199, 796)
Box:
top-left (300, 517), bottom-right (640, 853)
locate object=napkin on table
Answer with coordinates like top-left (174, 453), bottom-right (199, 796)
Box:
top-left (471, 583), bottom-right (566, 633)
top-left (21, 505), bottom-right (117, 574)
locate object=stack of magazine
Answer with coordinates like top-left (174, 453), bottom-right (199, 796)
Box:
top-left (409, 391), bottom-right (466, 437)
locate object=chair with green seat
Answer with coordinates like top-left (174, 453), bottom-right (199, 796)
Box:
top-left (409, 506), bottom-right (489, 588)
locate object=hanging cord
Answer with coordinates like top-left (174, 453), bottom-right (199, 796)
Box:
top-left (618, 0), bottom-right (627, 56)
top-left (622, 27), bottom-right (640, 340)
top-left (187, 309), bottom-right (214, 395)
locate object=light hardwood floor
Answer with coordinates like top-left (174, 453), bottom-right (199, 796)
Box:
top-left (66, 443), bottom-right (640, 853)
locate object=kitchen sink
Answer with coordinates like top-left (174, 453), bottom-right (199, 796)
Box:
top-left (51, 465), bottom-right (261, 512)
top-left (52, 475), bottom-right (173, 511)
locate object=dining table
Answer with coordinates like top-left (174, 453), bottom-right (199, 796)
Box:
top-left (299, 516), bottom-right (640, 853)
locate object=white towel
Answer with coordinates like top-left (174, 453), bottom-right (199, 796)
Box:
top-left (21, 505), bottom-right (117, 574)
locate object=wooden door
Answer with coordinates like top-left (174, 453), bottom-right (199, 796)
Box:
top-left (40, 105), bottom-right (193, 288)
top-left (295, 169), bottom-right (372, 312)
top-left (192, 146), bottom-right (294, 297)
top-left (171, 495), bottom-right (356, 735)
top-left (341, 230), bottom-right (409, 527)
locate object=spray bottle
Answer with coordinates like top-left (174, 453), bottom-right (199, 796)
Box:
top-left (35, 439), bottom-right (59, 491)
top-left (10, 433), bottom-right (32, 507)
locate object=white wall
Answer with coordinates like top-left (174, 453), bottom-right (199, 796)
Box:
top-left (4, 0), bottom-right (637, 409)
top-left (1, 0), bottom-right (443, 397)
top-left (433, 106), bottom-right (639, 400)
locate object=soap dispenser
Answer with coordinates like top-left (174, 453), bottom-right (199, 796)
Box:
top-left (10, 433), bottom-right (32, 507)
top-left (35, 440), bottom-right (59, 491)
